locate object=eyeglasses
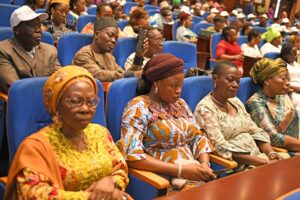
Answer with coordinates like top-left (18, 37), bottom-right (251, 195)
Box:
top-left (65, 96), bottom-right (100, 108)
top-left (148, 37), bottom-right (165, 43)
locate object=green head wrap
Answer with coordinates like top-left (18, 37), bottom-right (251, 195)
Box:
top-left (250, 58), bottom-right (287, 85)
top-left (261, 27), bottom-right (281, 43)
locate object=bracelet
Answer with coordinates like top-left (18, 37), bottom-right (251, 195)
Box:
top-left (133, 55), bottom-right (144, 65)
top-left (177, 164), bottom-right (182, 178)
top-left (268, 151), bottom-right (278, 158)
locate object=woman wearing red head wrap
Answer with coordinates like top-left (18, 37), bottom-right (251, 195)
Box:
top-left (117, 53), bottom-right (216, 191)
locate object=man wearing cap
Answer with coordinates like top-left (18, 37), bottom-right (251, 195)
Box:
top-left (150, 1), bottom-right (173, 30)
top-left (206, 16), bottom-right (224, 33)
top-left (73, 17), bottom-right (141, 82)
top-left (0, 5), bottom-right (61, 92)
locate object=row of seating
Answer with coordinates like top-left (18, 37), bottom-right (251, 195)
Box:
top-left (0, 75), bottom-right (257, 199)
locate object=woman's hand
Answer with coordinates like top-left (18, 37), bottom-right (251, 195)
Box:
top-left (86, 176), bottom-right (115, 200)
top-left (181, 163), bottom-right (216, 182)
top-left (268, 151), bottom-right (282, 161)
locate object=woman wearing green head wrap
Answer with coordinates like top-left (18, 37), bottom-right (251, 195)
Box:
top-left (260, 27), bottom-right (282, 56)
top-left (246, 58), bottom-right (300, 155)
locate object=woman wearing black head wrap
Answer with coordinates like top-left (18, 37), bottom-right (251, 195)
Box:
top-left (117, 53), bottom-right (216, 191)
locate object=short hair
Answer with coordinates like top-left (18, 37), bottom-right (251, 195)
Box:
top-left (247, 29), bottom-right (261, 42)
top-left (222, 26), bottom-right (237, 41)
top-left (213, 16), bottom-right (224, 24)
top-left (212, 60), bottom-right (238, 76)
top-left (128, 8), bottom-right (148, 26)
top-left (280, 42), bottom-right (295, 62)
top-left (96, 3), bottom-right (111, 14)
top-left (241, 22), bottom-right (252, 35)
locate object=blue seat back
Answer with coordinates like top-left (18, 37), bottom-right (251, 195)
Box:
top-left (163, 41), bottom-right (197, 70)
top-left (0, 4), bottom-right (19, 27)
top-left (180, 76), bottom-right (213, 112)
top-left (236, 77), bottom-right (259, 104)
top-left (172, 13), bottom-right (178, 20)
top-left (117, 19), bottom-right (128, 31)
top-left (124, 2), bottom-right (137, 15)
top-left (0, 0), bottom-right (11, 4)
top-left (147, 9), bottom-right (159, 16)
top-left (192, 16), bottom-right (203, 25)
top-left (57, 33), bottom-right (93, 66)
top-left (14, 0), bottom-right (24, 5)
top-left (0, 27), bottom-right (54, 45)
top-left (210, 33), bottom-right (222, 60)
top-left (77, 15), bottom-right (96, 32)
top-left (113, 37), bottom-right (137, 68)
top-left (195, 22), bottom-right (213, 34)
top-left (264, 52), bottom-right (280, 59)
top-left (253, 26), bottom-right (267, 34)
top-left (7, 77), bottom-right (106, 161)
top-left (35, 8), bottom-right (46, 13)
top-left (87, 6), bottom-right (97, 15)
top-left (237, 36), bottom-right (248, 46)
top-left (144, 5), bottom-right (159, 12)
top-left (107, 78), bottom-right (138, 141)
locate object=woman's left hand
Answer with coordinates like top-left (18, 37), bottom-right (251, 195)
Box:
top-left (268, 152), bottom-right (282, 160)
top-left (86, 176), bottom-right (115, 200)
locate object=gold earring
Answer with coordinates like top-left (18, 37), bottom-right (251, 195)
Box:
top-left (52, 112), bottom-right (63, 129)
top-left (154, 86), bottom-right (158, 94)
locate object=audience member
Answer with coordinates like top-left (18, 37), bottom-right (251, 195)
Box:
top-left (257, 0), bottom-right (267, 15)
top-left (241, 29), bottom-right (263, 58)
top-left (260, 27), bottom-right (282, 56)
top-left (0, 6), bottom-right (61, 92)
top-left (123, 8), bottom-right (149, 37)
top-left (73, 17), bottom-right (141, 82)
top-left (241, 22), bottom-right (253, 36)
top-left (69, 0), bottom-right (88, 23)
top-left (206, 16), bottom-right (224, 33)
top-left (176, 12), bottom-right (197, 43)
top-left (150, 1), bottom-right (173, 30)
top-left (25, 0), bottom-right (46, 10)
top-left (110, 1), bottom-right (127, 21)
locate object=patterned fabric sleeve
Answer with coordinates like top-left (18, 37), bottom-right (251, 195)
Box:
top-left (180, 100), bottom-right (213, 159)
top-left (103, 129), bottom-right (129, 191)
top-left (246, 97), bottom-right (285, 147)
top-left (17, 168), bottom-right (88, 199)
top-left (234, 99), bottom-right (271, 144)
top-left (117, 98), bottom-right (149, 161)
top-left (194, 103), bottom-right (250, 160)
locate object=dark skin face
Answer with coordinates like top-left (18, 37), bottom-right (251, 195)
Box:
top-left (14, 17), bottom-right (42, 51)
top-left (153, 73), bottom-right (184, 104)
top-left (146, 29), bottom-right (163, 57)
top-left (160, 7), bottom-right (170, 17)
top-left (214, 21), bottom-right (224, 32)
top-left (35, 0), bottom-right (45, 9)
top-left (285, 47), bottom-right (298, 64)
top-left (73, 0), bottom-right (86, 14)
top-left (263, 70), bottom-right (290, 97)
top-left (252, 34), bottom-right (262, 45)
top-left (271, 36), bottom-right (282, 47)
top-left (227, 28), bottom-right (238, 43)
top-left (51, 3), bottom-right (69, 25)
top-left (112, 4), bottom-right (123, 20)
top-left (213, 65), bottom-right (241, 100)
top-left (92, 27), bottom-right (118, 53)
top-left (183, 15), bottom-right (193, 28)
top-left (97, 5), bottom-right (113, 18)
top-left (57, 81), bottom-right (96, 136)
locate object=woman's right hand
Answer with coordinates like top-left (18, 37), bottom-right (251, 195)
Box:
top-left (181, 163), bottom-right (216, 182)
top-left (88, 188), bottom-right (133, 200)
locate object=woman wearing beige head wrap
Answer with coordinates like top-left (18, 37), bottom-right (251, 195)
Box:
top-left (247, 58), bottom-right (300, 156)
top-left (5, 66), bottom-right (132, 200)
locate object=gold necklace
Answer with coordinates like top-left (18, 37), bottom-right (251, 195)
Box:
top-left (211, 94), bottom-right (228, 110)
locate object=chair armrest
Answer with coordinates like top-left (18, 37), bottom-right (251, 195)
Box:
top-left (273, 147), bottom-right (288, 153)
top-left (210, 154), bottom-right (238, 169)
top-left (0, 177), bottom-right (7, 184)
top-left (0, 92), bottom-right (8, 102)
top-left (129, 168), bottom-right (170, 190)
top-left (102, 82), bottom-right (112, 92)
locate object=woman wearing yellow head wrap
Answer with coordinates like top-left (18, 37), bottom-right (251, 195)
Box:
top-left (5, 66), bottom-right (132, 200)
top-left (260, 27), bottom-right (282, 56)
top-left (247, 58), bottom-right (300, 155)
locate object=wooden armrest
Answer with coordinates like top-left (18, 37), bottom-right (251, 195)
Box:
top-left (210, 154), bottom-right (238, 169)
top-left (0, 91), bottom-right (8, 102)
top-left (101, 82), bottom-right (112, 92)
top-left (273, 147), bottom-right (288, 153)
top-left (129, 168), bottom-right (170, 190)
top-left (275, 188), bottom-right (300, 200)
top-left (0, 176), bottom-right (7, 184)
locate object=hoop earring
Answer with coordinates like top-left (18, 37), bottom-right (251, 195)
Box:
top-left (154, 86), bottom-right (158, 94)
top-left (52, 112), bottom-right (63, 129)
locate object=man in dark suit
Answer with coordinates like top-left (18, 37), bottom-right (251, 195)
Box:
top-left (0, 5), bottom-right (61, 92)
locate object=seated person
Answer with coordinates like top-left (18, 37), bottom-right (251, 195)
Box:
top-left (123, 8), bottom-right (149, 38)
top-left (247, 58), bottom-right (300, 155)
top-left (81, 3), bottom-right (125, 37)
top-left (0, 5), bottom-right (61, 92)
top-left (129, 0), bottom-right (145, 14)
top-left (194, 61), bottom-right (286, 167)
top-left (150, 1), bottom-right (173, 30)
top-left (176, 12), bottom-right (197, 43)
top-left (206, 16), bottom-right (225, 33)
top-left (117, 53), bottom-right (216, 191)
top-left (5, 66), bottom-right (131, 199)
top-left (73, 17), bottom-right (141, 82)
top-left (25, 0), bottom-right (46, 10)
top-left (68, 0), bottom-right (88, 23)
top-left (260, 27), bottom-right (282, 56)
top-left (241, 29), bottom-right (263, 58)
top-left (280, 43), bottom-right (300, 122)
top-left (110, 1), bottom-right (127, 21)
top-left (216, 26), bottom-right (244, 75)
top-left (288, 35), bottom-right (300, 63)
top-left (124, 26), bottom-right (163, 71)
top-left (241, 22), bottom-right (253, 36)
top-left (42, 0), bottom-right (76, 45)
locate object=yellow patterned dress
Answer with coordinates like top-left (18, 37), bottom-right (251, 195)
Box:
top-left (117, 95), bottom-right (213, 164)
top-left (16, 123), bottom-right (129, 199)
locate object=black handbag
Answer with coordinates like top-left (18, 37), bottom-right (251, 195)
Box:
top-left (185, 68), bottom-right (212, 78)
